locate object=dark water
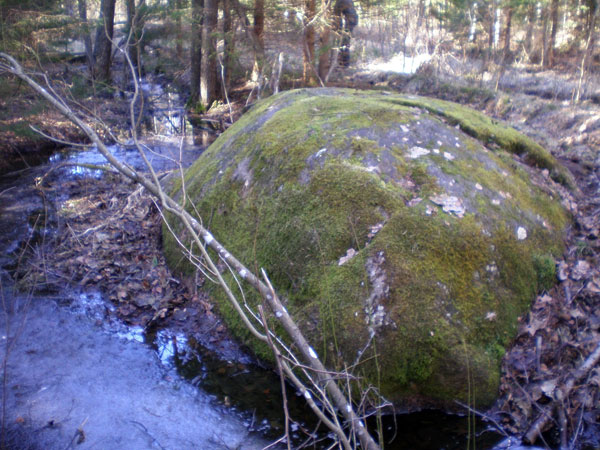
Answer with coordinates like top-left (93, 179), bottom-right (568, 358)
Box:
top-left (148, 325), bottom-right (508, 449)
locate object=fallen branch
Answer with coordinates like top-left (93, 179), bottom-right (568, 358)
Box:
top-left (523, 341), bottom-right (600, 444)
top-left (0, 52), bottom-right (382, 450)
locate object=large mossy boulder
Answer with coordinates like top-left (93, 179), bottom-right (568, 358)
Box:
top-left (164, 88), bottom-right (569, 410)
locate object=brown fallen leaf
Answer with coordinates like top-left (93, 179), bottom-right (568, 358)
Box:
top-left (522, 315), bottom-right (549, 337)
top-left (571, 260), bottom-right (591, 281)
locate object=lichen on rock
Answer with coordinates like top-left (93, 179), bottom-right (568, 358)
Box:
top-left (164, 88), bottom-right (569, 411)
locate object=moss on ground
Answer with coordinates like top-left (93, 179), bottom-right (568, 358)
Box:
top-left (164, 88), bottom-right (569, 410)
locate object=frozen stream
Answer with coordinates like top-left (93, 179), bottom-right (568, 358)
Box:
top-left (0, 288), bottom-right (271, 450)
top-left (0, 141), bottom-right (275, 449)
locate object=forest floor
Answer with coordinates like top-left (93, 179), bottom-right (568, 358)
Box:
top-left (3, 54), bottom-right (600, 448)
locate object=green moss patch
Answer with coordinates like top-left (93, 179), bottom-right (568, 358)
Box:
top-left (164, 88), bottom-right (569, 410)
top-left (385, 94), bottom-right (573, 186)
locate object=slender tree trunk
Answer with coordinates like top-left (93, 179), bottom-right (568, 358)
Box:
top-left (335, 0), bottom-right (358, 67)
top-left (540, 5), bottom-right (549, 67)
top-left (485, 0), bottom-right (497, 66)
top-left (524, 2), bottom-right (535, 57)
top-left (64, 0), bottom-right (76, 16)
top-left (576, 0), bottom-right (598, 101)
top-left (201, 0), bottom-right (219, 108)
top-left (94, 0), bottom-right (117, 82)
top-left (251, 0), bottom-right (265, 81)
top-left (303, 0), bottom-right (317, 84)
top-left (174, 0), bottom-right (184, 60)
top-left (77, 0), bottom-right (94, 75)
top-left (468, 1), bottom-right (477, 42)
top-left (548, 0), bottom-right (560, 67)
top-left (416, 0), bottom-right (426, 30)
top-left (502, 5), bottom-right (513, 62)
top-left (223, 0), bottom-right (233, 91)
top-left (190, 0), bottom-right (203, 104)
top-left (585, 0), bottom-right (598, 61)
top-left (126, 0), bottom-right (146, 77)
top-left (126, 0), bottom-right (138, 71)
top-left (317, 26), bottom-right (331, 82)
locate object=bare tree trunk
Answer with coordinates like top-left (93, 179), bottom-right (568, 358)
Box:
top-left (125, 0), bottom-right (140, 75)
top-left (174, 0), bottom-right (184, 60)
top-left (317, 26), bottom-right (331, 82)
top-left (190, 0), bottom-right (203, 104)
top-left (502, 5), bottom-right (513, 62)
top-left (251, 0), bottom-right (265, 81)
top-left (223, 0), bottom-right (234, 91)
top-left (416, 0), bottom-right (426, 30)
top-left (485, 0), bottom-right (496, 67)
top-left (201, 0), bottom-right (219, 108)
top-left (576, 0), bottom-right (598, 101)
top-left (524, 2), bottom-right (535, 57)
top-left (77, 0), bottom-right (95, 75)
top-left (541, 5), bottom-right (549, 68)
top-left (548, 0), bottom-right (560, 67)
top-left (94, 0), bottom-right (117, 82)
top-left (64, 0), bottom-right (76, 16)
top-left (334, 0), bottom-right (358, 68)
top-left (253, 0), bottom-right (264, 47)
top-left (303, 0), bottom-right (317, 85)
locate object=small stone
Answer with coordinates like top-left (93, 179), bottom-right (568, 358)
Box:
top-left (475, 183), bottom-right (483, 190)
top-left (408, 146), bottom-right (430, 159)
top-left (430, 194), bottom-right (465, 218)
top-left (557, 261), bottom-right (568, 281)
top-left (338, 248), bottom-right (357, 266)
top-left (516, 226), bottom-right (527, 240)
top-left (407, 197), bottom-right (422, 207)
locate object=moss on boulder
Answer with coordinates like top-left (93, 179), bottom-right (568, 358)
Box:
top-left (164, 88), bottom-right (569, 410)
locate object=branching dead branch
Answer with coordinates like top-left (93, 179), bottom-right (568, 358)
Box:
top-left (523, 341), bottom-right (600, 445)
top-left (0, 51), bottom-right (382, 450)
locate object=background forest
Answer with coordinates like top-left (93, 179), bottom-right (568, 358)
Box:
top-left (1, 0), bottom-right (598, 109)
